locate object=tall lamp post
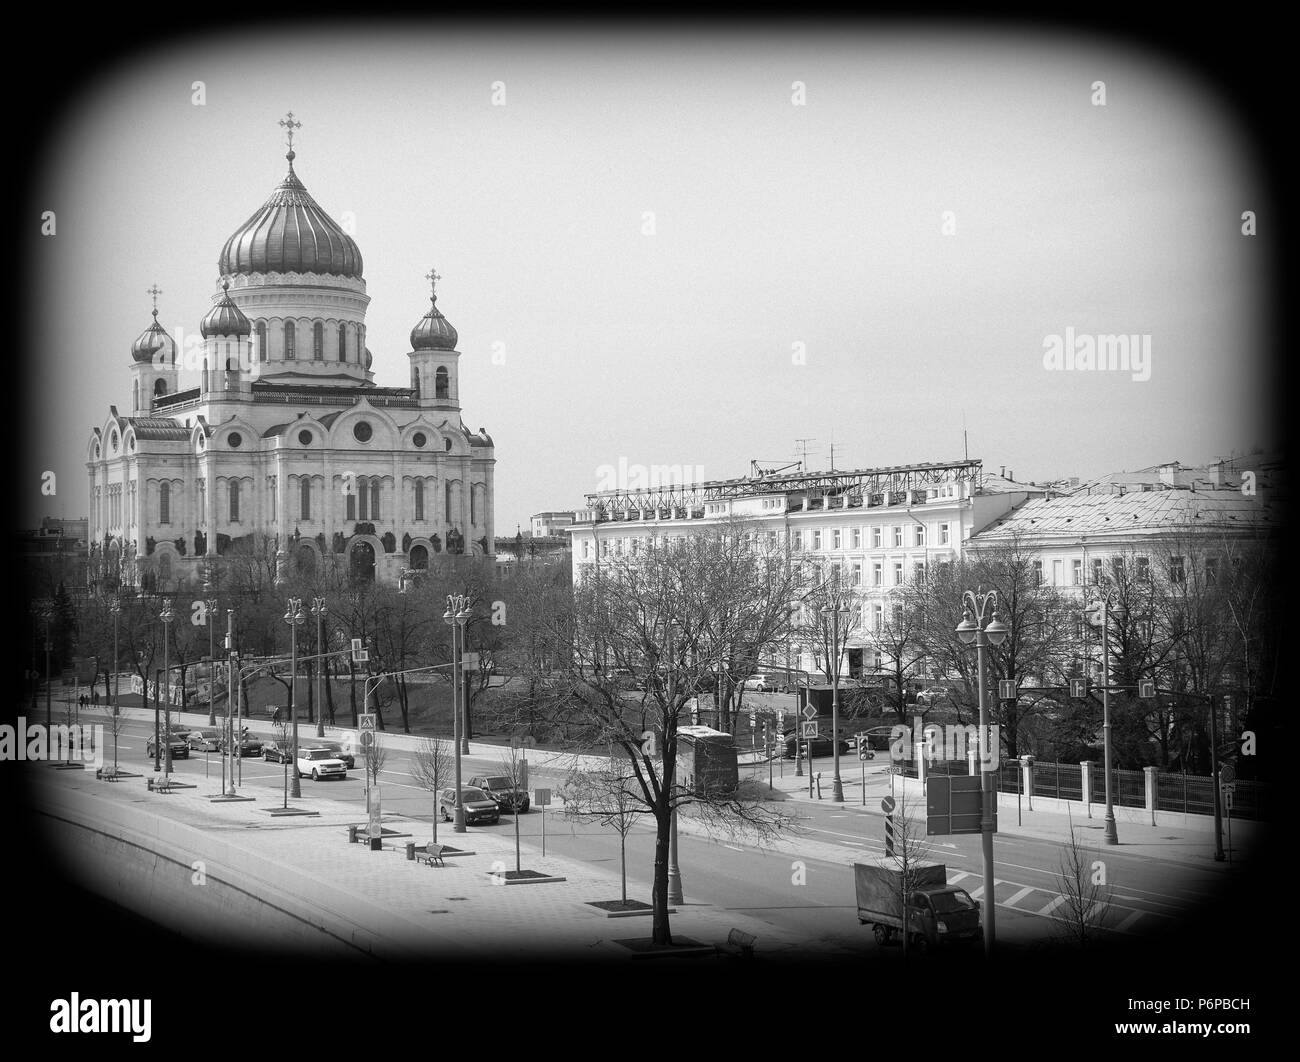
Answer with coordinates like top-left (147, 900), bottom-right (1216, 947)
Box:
top-left (955, 589), bottom-right (1008, 955)
top-left (820, 593), bottom-right (853, 803)
top-left (311, 597), bottom-right (327, 737)
top-left (1085, 594), bottom-right (1123, 846)
top-left (35, 599), bottom-right (54, 729)
top-left (107, 596), bottom-right (122, 775)
top-left (444, 594), bottom-right (472, 832)
top-left (284, 597), bottom-right (306, 798)
top-left (205, 597), bottom-right (218, 726)
top-left (159, 601), bottom-right (175, 779)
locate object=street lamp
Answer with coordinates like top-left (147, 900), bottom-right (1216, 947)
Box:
top-left (283, 597), bottom-right (307, 798)
top-left (311, 597), bottom-right (327, 737)
top-left (820, 595), bottom-right (853, 803)
top-left (1085, 595), bottom-right (1124, 847)
top-left (108, 596), bottom-right (122, 776)
top-left (443, 594), bottom-right (472, 832)
top-left (955, 588), bottom-right (1007, 955)
top-left (206, 597), bottom-right (218, 726)
top-left (34, 598), bottom-right (54, 729)
top-left (159, 601), bottom-right (175, 779)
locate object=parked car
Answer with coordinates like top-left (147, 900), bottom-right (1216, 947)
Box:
top-left (304, 740), bottom-right (354, 769)
top-left (781, 732), bottom-right (851, 758)
top-left (468, 775), bottom-right (529, 813)
top-left (438, 786), bottom-right (500, 825)
top-left (295, 747), bottom-right (348, 780)
top-left (235, 729), bottom-right (264, 757)
top-left (742, 675), bottom-right (775, 693)
top-left (262, 741), bottom-right (291, 763)
top-left (187, 729), bottom-right (223, 752)
top-left (916, 686), bottom-right (957, 707)
top-left (146, 733), bottom-right (190, 760)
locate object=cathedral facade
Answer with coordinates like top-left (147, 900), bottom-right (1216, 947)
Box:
top-left (86, 133), bottom-right (495, 591)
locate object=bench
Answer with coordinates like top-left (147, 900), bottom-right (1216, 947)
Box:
top-left (147, 776), bottom-right (175, 793)
top-left (419, 843), bottom-right (446, 867)
top-left (719, 928), bottom-right (757, 958)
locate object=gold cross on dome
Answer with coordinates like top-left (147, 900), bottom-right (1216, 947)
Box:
top-left (146, 284), bottom-right (162, 312)
top-left (279, 111), bottom-right (302, 150)
top-left (425, 268), bottom-right (441, 298)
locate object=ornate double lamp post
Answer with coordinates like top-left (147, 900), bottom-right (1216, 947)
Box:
top-left (284, 597), bottom-right (307, 798)
top-left (159, 601), bottom-right (175, 778)
top-left (955, 589), bottom-right (1008, 954)
top-left (443, 594), bottom-right (473, 832)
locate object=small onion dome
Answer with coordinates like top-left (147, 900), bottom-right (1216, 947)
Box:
top-left (410, 294), bottom-right (458, 351)
top-left (200, 281), bottom-right (252, 338)
top-left (218, 153), bottom-right (363, 279)
top-left (364, 347), bottom-right (373, 370)
top-left (132, 309), bottom-right (174, 363)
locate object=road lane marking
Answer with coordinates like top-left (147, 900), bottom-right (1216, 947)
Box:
top-left (1003, 886), bottom-right (1036, 908)
top-left (1115, 909), bottom-right (1144, 932)
top-left (1037, 895), bottom-right (1066, 917)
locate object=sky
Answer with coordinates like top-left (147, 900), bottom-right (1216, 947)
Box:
top-left (24, 22), bottom-right (1274, 534)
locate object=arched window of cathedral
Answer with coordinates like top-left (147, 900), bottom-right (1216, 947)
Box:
top-left (155, 378), bottom-right (166, 398)
top-left (412, 368), bottom-right (420, 398)
top-left (414, 481), bottom-right (424, 522)
top-left (435, 366), bottom-right (449, 399)
top-left (346, 490), bottom-right (356, 522)
top-left (230, 481), bottom-right (240, 523)
top-left (409, 544), bottom-right (428, 570)
top-left (256, 321), bottom-right (268, 363)
top-left (313, 321), bottom-right (323, 360)
top-left (471, 485), bottom-right (478, 526)
top-left (370, 480), bottom-right (380, 522)
top-left (285, 321), bottom-right (296, 360)
top-left (133, 381), bottom-right (139, 409)
top-left (158, 552), bottom-right (171, 586)
top-left (159, 482), bottom-right (170, 525)
top-left (300, 477), bottom-right (310, 520)
top-left (358, 476), bottom-right (368, 521)
top-left (445, 482), bottom-right (453, 523)
top-left (338, 323), bottom-right (347, 362)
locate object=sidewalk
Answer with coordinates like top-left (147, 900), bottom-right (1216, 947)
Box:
top-left (31, 749), bottom-right (823, 962)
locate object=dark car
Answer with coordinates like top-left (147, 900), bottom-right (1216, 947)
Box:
top-left (438, 786), bottom-right (500, 826)
top-left (781, 731), bottom-right (851, 759)
top-left (304, 740), bottom-right (354, 770)
top-left (236, 729), bottom-right (264, 757)
top-left (146, 733), bottom-right (190, 760)
top-left (187, 729), bottom-right (223, 752)
top-left (468, 775), bottom-right (529, 813)
top-left (262, 741), bottom-right (291, 763)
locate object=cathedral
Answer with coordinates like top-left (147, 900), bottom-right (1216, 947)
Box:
top-left (86, 118), bottom-right (496, 591)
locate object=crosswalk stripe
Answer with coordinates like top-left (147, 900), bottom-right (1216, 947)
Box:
top-left (1003, 886), bottom-right (1036, 908)
top-left (1116, 909), bottom-right (1144, 932)
top-left (1037, 895), bottom-right (1067, 917)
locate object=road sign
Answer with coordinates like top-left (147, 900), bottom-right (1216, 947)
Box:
top-left (1138, 679), bottom-right (1156, 699)
top-left (881, 796), bottom-right (896, 814)
top-left (800, 721), bottom-right (819, 738)
top-left (351, 638), bottom-right (369, 663)
top-left (998, 679), bottom-right (1016, 700)
top-left (1069, 678), bottom-right (1087, 699)
top-left (802, 703), bottom-right (818, 721)
top-left (927, 775), bottom-right (995, 836)
top-left (776, 710), bottom-right (785, 728)
top-left (749, 712), bottom-right (757, 729)
top-left (1219, 763), bottom-right (1236, 786)
top-left (534, 788), bottom-right (551, 807)
top-left (359, 713), bottom-right (376, 732)
top-left (884, 814), bottom-right (895, 856)
top-left (1222, 787), bottom-right (1233, 809)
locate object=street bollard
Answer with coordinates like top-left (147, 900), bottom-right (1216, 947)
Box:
top-left (815, 772), bottom-right (822, 800)
top-left (347, 825), bottom-right (358, 844)
top-left (405, 842), bottom-right (416, 861)
top-left (146, 777), bottom-right (154, 792)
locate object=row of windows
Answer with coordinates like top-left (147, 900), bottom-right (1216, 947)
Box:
top-left (251, 321), bottom-right (366, 363)
top-left (160, 479), bottom-right (480, 527)
top-left (1032, 555), bottom-right (1217, 587)
top-left (794, 524), bottom-right (949, 550)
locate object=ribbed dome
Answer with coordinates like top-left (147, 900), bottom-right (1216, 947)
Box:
top-left (410, 295), bottom-right (458, 351)
top-left (131, 310), bottom-right (174, 364)
top-left (200, 281), bottom-right (252, 338)
top-left (218, 153), bottom-right (363, 279)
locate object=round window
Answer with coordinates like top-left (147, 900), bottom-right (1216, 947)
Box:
top-left (412, 432), bottom-right (427, 448)
top-left (228, 432), bottom-right (243, 448)
top-left (353, 421), bottom-right (373, 443)
top-left (298, 429), bottom-right (313, 446)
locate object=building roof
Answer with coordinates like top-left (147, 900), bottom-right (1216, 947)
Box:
top-left (128, 417), bottom-right (191, 441)
top-left (972, 489), bottom-right (1274, 543)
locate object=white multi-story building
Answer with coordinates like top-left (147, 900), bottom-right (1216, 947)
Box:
top-left (86, 133), bottom-right (495, 591)
top-left (568, 459), bottom-right (1047, 678)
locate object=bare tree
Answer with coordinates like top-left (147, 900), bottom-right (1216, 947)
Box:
top-left (495, 745), bottom-right (530, 872)
top-left (885, 787), bottom-right (938, 960)
top-left (498, 517), bottom-right (801, 944)
top-left (410, 736), bottom-right (453, 843)
top-left (1052, 812), bottom-right (1113, 948)
top-left (362, 731), bottom-right (389, 794)
top-left (560, 756), bottom-right (647, 903)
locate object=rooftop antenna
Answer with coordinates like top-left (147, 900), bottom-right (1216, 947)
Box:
top-left (962, 410), bottom-right (968, 462)
top-left (795, 437), bottom-right (815, 471)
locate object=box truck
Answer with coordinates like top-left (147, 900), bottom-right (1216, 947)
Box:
top-left (853, 858), bottom-right (981, 951)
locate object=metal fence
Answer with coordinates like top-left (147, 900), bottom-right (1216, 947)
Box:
top-left (898, 756), bottom-right (1265, 821)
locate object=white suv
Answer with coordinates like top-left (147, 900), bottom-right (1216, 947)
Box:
top-left (742, 675), bottom-right (774, 693)
top-left (296, 747), bottom-right (348, 780)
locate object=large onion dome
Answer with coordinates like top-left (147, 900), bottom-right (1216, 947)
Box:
top-left (131, 309), bottom-right (174, 363)
top-left (218, 151), bottom-right (363, 279)
top-left (200, 280), bottom-right (253, 338)
top-left (410, 294), bottom-right (458, 351)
